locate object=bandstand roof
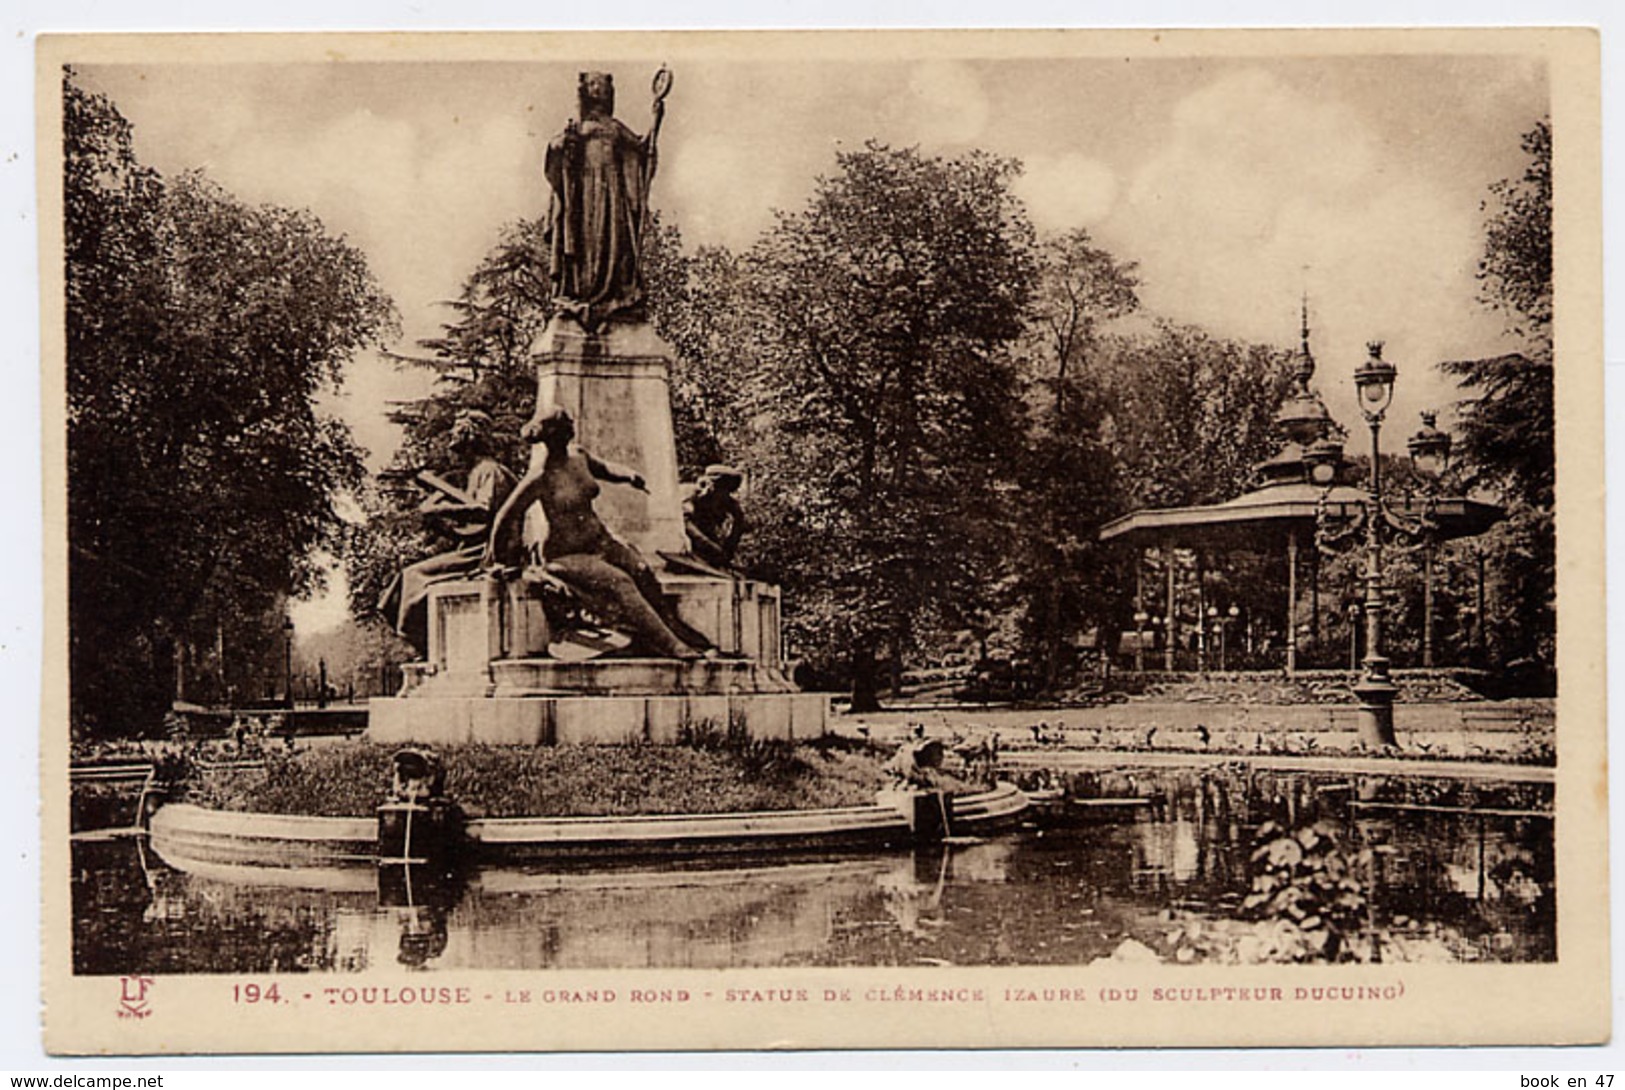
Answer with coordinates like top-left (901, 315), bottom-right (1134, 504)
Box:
top-left (1100, 310), bottom-right (1505, 553)
top-left (1098, 481), bottom-right (1503, 549)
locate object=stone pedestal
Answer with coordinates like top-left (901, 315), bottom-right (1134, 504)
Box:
top-left (370, 569), bottom-right (826, 745)
top-left (527, 317), bottom-right (686, 557)
top-left (367, 315), bottom-right (830, 747)
top-left (369, 689), bottom-right (832, 747)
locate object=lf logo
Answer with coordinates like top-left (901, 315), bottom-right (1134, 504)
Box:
top-left (118, 976), bottom-right (154, 1019)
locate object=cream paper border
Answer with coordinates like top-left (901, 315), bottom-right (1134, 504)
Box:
top-left (37, 27), bottom-right (1607, 1054)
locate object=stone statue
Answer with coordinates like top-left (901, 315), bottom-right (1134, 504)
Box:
top-left (884, 738), bottom-right (946, 788)
top-left (388, 747), bottom-right (446, 804)
top-left (380, 410), bottom-right (517, 655)
top-left (684, 464), bottom-right (748, 569)
top-left (544, 68), bottom-right (671, 330)
top-left (486, 408), bottom-right (709, 659)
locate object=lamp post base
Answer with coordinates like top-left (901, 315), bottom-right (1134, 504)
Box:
top-left (1352, 676), bottom-right (1399, 749)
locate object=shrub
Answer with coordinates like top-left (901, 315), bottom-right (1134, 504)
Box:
top-left (178, 739), bottom-right (899, 818)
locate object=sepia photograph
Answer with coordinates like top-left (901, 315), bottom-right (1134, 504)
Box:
top-left (38, 27), bottom-right (1606, 1054)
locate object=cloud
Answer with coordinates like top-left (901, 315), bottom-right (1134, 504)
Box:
top-left (1106, 68), bottom-right (1484, 426)
top-left (664, 132), bottom-right (786, 249)
top-left (880, 60), bottom-right (990, 147)
top-left (216, 106), bottom-right (534, 325)
top-left (1016, 152), bottom-right (1119, 231)
top-left (196, 104), bottom-right (539, 466)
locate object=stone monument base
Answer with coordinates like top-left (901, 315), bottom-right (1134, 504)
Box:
top-left (364, 313), bottom-right (831, 748)
top-left (488, 656), bottom-right (795, 697)
top-left (368, 688), bottom-right (831, 747)
top-left (365, 573), bottom-right (830, 746)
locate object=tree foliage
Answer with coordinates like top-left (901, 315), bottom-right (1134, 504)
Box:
top-left (646, 227), bottom-right (756, 476)
top-left (65, 73), bottom-right (396, 733)
top-left (1006, 230), bottom-right (1140, 685)
top-left (643, 161), bottom-right (1295, 700)
top-left (1440, 118), bottom-right (1555, 676)
top-left (409, 216), bottom-right (552, 383)
top-left (736, 144), bottom-right (1038, 708)
top-left (1445, 118), bottom-right (1554, 510)
top-left (341, 218), bottom-right (550, 615)
top-left (1476, 119), bottom-right (1552, 355)
top-left (1026, 319), bottom-right (1293, 681)
top-left (1104, 323), bottom-right (1297, 511)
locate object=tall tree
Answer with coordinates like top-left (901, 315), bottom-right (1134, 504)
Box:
top-left (739, 143), bottom-right (1037, 710)
top-left (343, 218), bottom-right (550, 616)
top-left (384, 216), bottom-right (551, 473)
top-left (1476, 118), bottom-right (1553, 361)
top-left (1103, 322), bottom-right (1296, 511)
top-left (1446, 118), bottom-right (1553, 506)
top-left (645, 227), bottom-right (756, 476)
top-left (1009, 229), bottom-right (1140, 687)
top-left (1440, 118), bottom-right (1554, 677)
top-left (65, 74), bottom-right (397, 733)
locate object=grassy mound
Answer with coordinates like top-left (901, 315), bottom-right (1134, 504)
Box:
top-left (179, 737), bottom-right (959, 818)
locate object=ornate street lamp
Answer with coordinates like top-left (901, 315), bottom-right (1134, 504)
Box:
top-left (283, 617), bottom-right (296, 711)
top-left (1407, 410), bottom-right (1452, 477)
top-left (1407, 411), bottom-right (1452, 667)
top-left (1351, 341), bottom-right (1399, 747)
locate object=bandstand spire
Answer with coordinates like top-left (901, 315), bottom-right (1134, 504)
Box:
top-left (1256, 293), bottom-right (1344, 486)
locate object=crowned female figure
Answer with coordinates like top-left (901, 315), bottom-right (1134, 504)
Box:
top-left (544, 69), bottom-right (669, 329)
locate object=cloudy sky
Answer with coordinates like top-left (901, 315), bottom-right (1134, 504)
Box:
top-left (70, 41), bottom-right (1547, 626)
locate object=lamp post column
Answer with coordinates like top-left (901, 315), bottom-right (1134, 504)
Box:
top-left (283, 617), bottom-right (296, 711)
top-left (1422, 539), bottom-right (1436, 668)
top-left (1352, 343), bottom-right (1399, 748)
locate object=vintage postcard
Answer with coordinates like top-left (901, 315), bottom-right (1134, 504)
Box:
top-left (39, 28), bottom-right (1605, 1053)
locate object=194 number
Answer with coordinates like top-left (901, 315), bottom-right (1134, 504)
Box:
top-left (232, 983), bottom-right (283, 1004)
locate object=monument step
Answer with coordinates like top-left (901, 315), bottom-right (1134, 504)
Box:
top-left (368, 690), bottom-right (830, 746)
top-left (488, 656), bottom-right (796, 697)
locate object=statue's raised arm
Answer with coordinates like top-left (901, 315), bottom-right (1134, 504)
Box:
top-left (643, 66), bottom-right (672, 197)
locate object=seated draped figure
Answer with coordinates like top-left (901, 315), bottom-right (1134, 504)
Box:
top-left (378, 410), bottom-right (517, 656)
top-left (683, 463), bottom-right (748, 570)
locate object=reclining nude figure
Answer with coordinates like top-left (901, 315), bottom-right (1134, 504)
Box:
top-left (485, 407), bottom-right (708, 659)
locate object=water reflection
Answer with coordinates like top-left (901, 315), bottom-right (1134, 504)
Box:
top-left (72, 768), bottom-right (1555, 974)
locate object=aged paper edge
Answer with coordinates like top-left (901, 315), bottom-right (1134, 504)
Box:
top-left (35, 26), bottom-right (1608, 1054)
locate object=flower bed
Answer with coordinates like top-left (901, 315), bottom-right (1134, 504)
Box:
top-left (177, 737), bottom-right (968, 818)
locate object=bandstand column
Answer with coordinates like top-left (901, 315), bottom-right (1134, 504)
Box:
top-left (1134, 550), bottom-right (1146, 673)
top-left (1164, 544), bottom-right (1177, 672)
top-left (1422, 538), bottom-right (1436, 668)
top-left (1310, 534), bottom-right (1321, 650)
top-left (1195, 550), bottom-right (1207, 672)
top-left (1285, 528), bottom-right (1299, 675)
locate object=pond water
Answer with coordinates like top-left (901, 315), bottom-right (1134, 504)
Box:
top-left (72, 767), bottom-right (1554, 973)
